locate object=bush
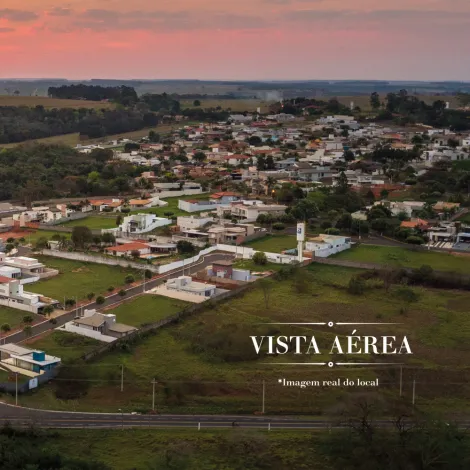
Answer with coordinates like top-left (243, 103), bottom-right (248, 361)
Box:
top-left (252, 252), bottom-right (268, 265)
top-left (107, 286), bottom-right (115, 292)
top-left (406, 235), bottom-right (425, 245)
top-left (125, 274), bottom-right (135, 284)
top-left (87, 292), bottom-right (95, 300)
top-left (96, 296), bottom-right (105, 305)
top-left (272, 222), bottom-right (285, 231)
top-left (324, 227), bottom-right (340, 235)
top-left (118, 289), bottom-right (127, 297)
top-left (348, 276), bottom-right (366, 295)
top-left (120, 207), bottom-right (131, 213)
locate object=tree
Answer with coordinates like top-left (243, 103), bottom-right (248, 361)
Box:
top-left (192, 152), bottom-right (206, 163)
top-left (148, 130), bottom-right (160, 143)
top-left (145, 269), bottom-right (152, 279)
top-left (253, 252), bottom-right (268, 265)
top-left (249, 136), bottom-right (262, 146)
top-left (177, 240), bottom-right (196, 255)
top-left (130, 250), bottom-right (141, 260)
top-left (23, 325), bottom-right (32, 338)
top-left (116, 215), bottom-right (123, 227)
top-left (87, 292), bottom-right (95, 301)
top-left (22, 315), bottom-right (33, 325)
top-left (96, 295), bottom-right (105, 305)
top-left (107, 286), bottom-right (115, 292)
top-left (42, 305), bottom-right (54, 316)
top-left (259, 278), bottom-right (274, 308)
top-left (0, 323), bottom-right (11, 339)
top-left (118, 289), bottom-right (126, 297)
top-left (256, 155), bottom-right (266, 171)
top-left (125, 274), bottom-right (135, 284)
top-left (193, 99), bottom-right (201, 106)
top-left (290, 199), bottom-right (318, 221)
top-left (71, 226), bottom-right (93, 249)
top-left (102, 232), bottom-right (116, 245)
top-left (370, 92), bottom-right (381, 110)
top-left (64, 298), bottom-right (76, 307)
top-left (343, 149), bottom-right (355, 162)
top-left (336, 213), bottom-right (353, 230)
top-left (335, 171), bottom-right (350, 194)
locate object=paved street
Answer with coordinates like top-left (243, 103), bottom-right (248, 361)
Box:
top-left (3, 252), bottom-right (235, 344)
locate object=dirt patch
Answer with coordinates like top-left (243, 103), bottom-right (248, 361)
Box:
top-left (72, 267), bottom-right (92, 273)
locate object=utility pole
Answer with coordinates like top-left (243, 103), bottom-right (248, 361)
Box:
top-left (412, 377), bottom-right (416, 405)
top-left (151, 378), bottom-right (157, 412)
top-left (15, 373), bottom-right (18, 406)
top-left (262, 380), bottom-right (265, 414)
top-left (120, 365), bottom-right (124, 392)
top-left (399, 366), bottom-right (403, 397)
top-left (118, 408), bottom-right (123, 430)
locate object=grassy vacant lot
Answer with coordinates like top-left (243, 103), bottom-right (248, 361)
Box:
top-left (0, 95), bottom-right (114, 109)
top-left (27, 256), bottom-right (138, 301)
top-left (104, 294), bottom-right (189, 327)
top-left (21, 230), bottom-right (71, 244)
top-left (334, 244), bottom-right (470, 274)
top-left (133, 193), bottom-right (209, 217)
top-left (181, 98), bottom-right (272, 113)
top-left (0, 306), bottom-right (43, 331)
top-left (15, 263), bottom-right (470, 415)
top-left (46, 429), bottom-right (330, 470)
top-left (244, 234), bottom-right (297, 253)
top-left (59, 216), bottom-right (117, 230)
top-left (457, 213), bottom-right (470, 224)
top-left (26, 331), bottom-right (102, 364)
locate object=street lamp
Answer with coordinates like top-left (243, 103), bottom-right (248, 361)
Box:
top-left (118, 408), bottom-right (123, 430)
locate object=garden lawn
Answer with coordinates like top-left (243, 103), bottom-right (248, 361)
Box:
top-left (0, 306), bottom-right (28, 330)
top-left (131, 193), bottom-right (209, 216)
top-left (16, 263), bottom-right (470, 415)
top-left (334, 244), bottom-right (470, 274)
top-left (243, 235), bottom-right (297, 253)
top-left (27, 256), bottom-right (139, 301)
top-left (25, 331), bottom-right (102, 364)
top-left (104, 294), bottom-right (189, 327)
top-left (59, 216), bottom-right (117, 230)
top-left (19, 230), bottom-right (71, 245)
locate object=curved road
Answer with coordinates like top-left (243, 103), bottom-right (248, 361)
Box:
top-left (4, 252), bottom-right (235, 344)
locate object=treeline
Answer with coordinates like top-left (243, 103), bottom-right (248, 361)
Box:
top-left (275, 97), bottom-right (353, 116)
top-left (376, 90), bottom-right (470, 130)
top-left (0, 106), bottom-right (159, 143)
top-left (0, 144), bottom-right (149, 201)
top-left (48, 84), bottom-right (138, 105)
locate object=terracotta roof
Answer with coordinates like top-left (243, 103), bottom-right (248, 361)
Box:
top-left (129, 199), bottom-right (151, 205)
top-left (210, 192), bottom-right (239, 199)
top-left (400, 219), bottom-right (428, 229)
top-left (105, 242), bottom-right (149, 253)
top-left (0, 275), bottom-right (13, 283)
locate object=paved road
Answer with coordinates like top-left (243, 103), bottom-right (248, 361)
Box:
top-left (4, 252), bottom-right (235, 344)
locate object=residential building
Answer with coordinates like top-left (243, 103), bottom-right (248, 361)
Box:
top-left (60, 309), bottom-right (137, 343)
top-left (305, 234), bottom-right (351, 258)
top-left (207, 260), bottom-right (253, 282)
top-left (178, 198), bottom-right (231, 213)
top-left (105, 242), bottom-right (151, 258)
top-left (166, 276), bottom-right (217, 298)
top-left (0, 276), bottom-right (59, 313)
top-left (0, 344), bottom-right (61, 376)
top-left (221, 201), bottom-right (288, 222)
top-left (176, 216), bottom-right (214, 231)
top-left (0, 254), bottom-right (59, 282)
top-left (115, 213), bottom-right (172, 234)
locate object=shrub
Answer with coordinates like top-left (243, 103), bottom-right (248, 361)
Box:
top-left (348, 276), bottom-right (366, 295)
top-left (87, 292), bottom-right (95, 300)
top-left (96, 296), bottom-right (105, 305)
top-left (272, 222), bottom-right (285, 231)
top-left (406, 235), bottom-right (425, 245)
top-left (125, 274), bottom-right (135, 284)
top-left (107, 286), bottom-right (115, 292)
top-left (252, 252), bottom-right (268, 265)
top-left (119, 289), bottom-right (127, 297)
top-left (324, 227), bottom-right (340, 235)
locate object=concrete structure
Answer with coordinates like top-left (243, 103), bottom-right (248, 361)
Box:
top-left (0, 344), bottom-right (60, 377)
top-left (0, 276), bottom-right (59, 314)
top-left (166, 276), bottom-right (216, 298)
top-left (176, 215), bottom-right (214, 231)
top-left (221, 201), bottom-right (288, 222)
top-left (105, 242), bottom-right (151, 258)
top-left (305, 234), bottom-right (351, 258)
top-left (0, 254), bottom-right (59, 281)
top-left (206, 260), bottom-right (253, 282)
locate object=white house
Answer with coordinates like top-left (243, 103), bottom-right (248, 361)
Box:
top-left (59, 309), bottom-right (137, 343)
top-left (113, 213), bottom-right (172, 234)
top-left (0, 344), bottom-right (61, 376)
top-left (178, 199), bottom-right (221, 213)
top-left (0, 276), bottom-right (59, 314)
top-left (176, 216), bottom-right (214, 231)
top-left (220, 201), bottom-right (288, 222)
top-left (0, 253), bottom-right (58, 282)
top-left (166, 276), bottom-right (217, 298)
top-left (305, 234), bottom-right (351, 258)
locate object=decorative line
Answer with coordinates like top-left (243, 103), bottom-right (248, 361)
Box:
top-left (260, 322), bottom-right (326, 325)
top-left (268, 363), bottom-right (327, 366)
top-left (335, 363), bottom-right (403, 366)
top-left (335, 322), bottom-right (402, 325)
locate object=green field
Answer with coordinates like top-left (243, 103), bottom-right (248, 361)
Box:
top-left (105, 294), bottom-right (189, 327)
top-left (14, 263), bottom-right (470, 415)
top-left (132, 193), bottom-right (209, 217)
top-left (59, 216), bottom-right (117, 230)
top-left (334, 244), bottom-right (470, 274)
top-left (27, 256), bottom-right (138, 301)
top-left (244, 235), bottom-right (297, 253)
top-left (26, 331), bottom-right (102, 364)
top-left (181, 98), bottom-right (272, 113)
top-left (16, 230), bottom-right (71, 245)
top-left (0, 306), bottom-right (35, 331)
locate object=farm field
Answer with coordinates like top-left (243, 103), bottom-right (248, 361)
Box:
top-left (243, 234), bottom-right (297, 253)
top-left (59, 216), bottom-right (117, 230)
top-left (334, 244), bottom-right (470, 274)
top-left (27, 256), bottom-right (138, 301)
top-left (104, 294), bottom-right (189, 328)
top-left (13, 263), bottom-right (470, 415)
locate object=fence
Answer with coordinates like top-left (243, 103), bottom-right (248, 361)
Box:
top-left (153, 189), bottom-right (206, 199)
top-left (40, 212), bottom-right (88, 226)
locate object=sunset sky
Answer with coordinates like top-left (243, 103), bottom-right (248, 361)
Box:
top-left (1, 0), bottom-right (469, 80)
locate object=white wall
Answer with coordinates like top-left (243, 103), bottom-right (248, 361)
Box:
top-left (154, 189), bottom-right (205, 199)
top-left (0, 298), bottom-right (38, 313)
top-left (59, 324), bottom-right (116, 343)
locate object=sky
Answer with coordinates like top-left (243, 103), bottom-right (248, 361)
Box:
top-left (0, 0), bottom-right (469, 80)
